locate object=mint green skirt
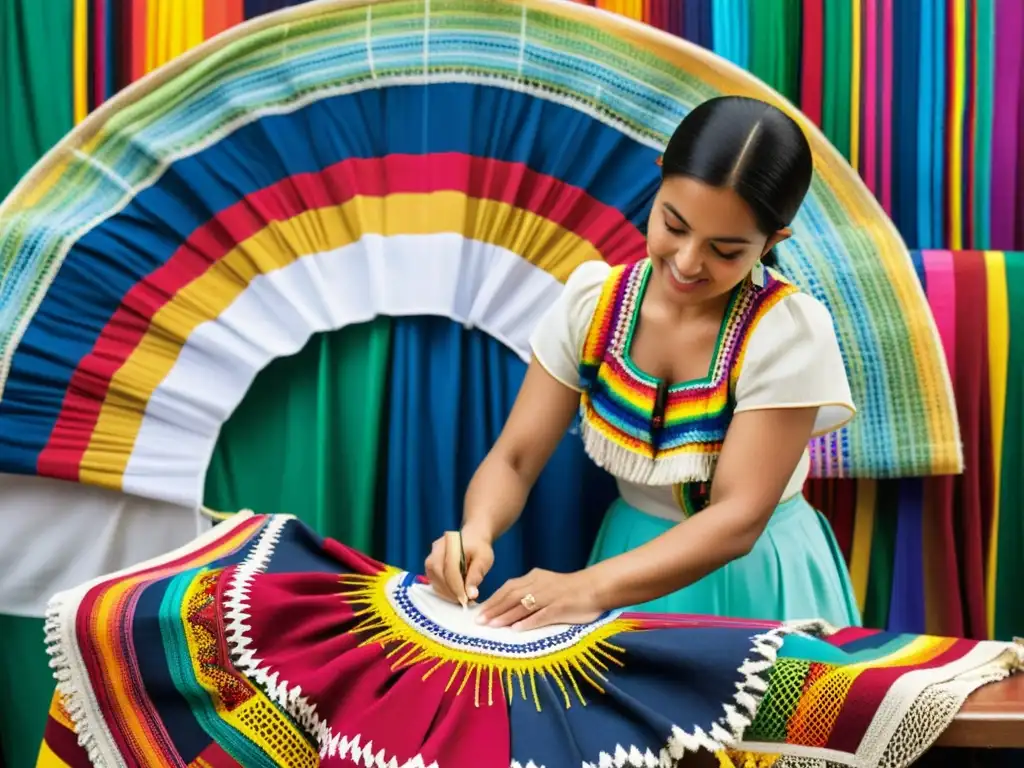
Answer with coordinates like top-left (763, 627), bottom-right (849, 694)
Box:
top-left (588, 494), bottom-right (862, 627)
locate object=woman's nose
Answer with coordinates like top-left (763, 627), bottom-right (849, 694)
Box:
top-left (672, 242), bottom-right (703, 276)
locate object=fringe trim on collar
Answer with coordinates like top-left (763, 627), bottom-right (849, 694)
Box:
top-left (580, 419), bottom-right (718, 486)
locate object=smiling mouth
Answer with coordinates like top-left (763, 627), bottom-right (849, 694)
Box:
top-left (666, 260), bottom-right (707, 289)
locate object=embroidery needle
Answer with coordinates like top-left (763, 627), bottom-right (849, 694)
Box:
top-left (459, 530), bottom-right (469, 610)
top-left (443, 530), bottom-right (470, 609)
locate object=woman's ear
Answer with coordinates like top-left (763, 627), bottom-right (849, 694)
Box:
top-left (762, 227), bottom-right (792, 258)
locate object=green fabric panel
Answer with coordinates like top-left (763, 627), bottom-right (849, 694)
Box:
top-left (745, 658), bottom-right (811, 742)
top-left (747, 0), bottom-right (770, 93)
top-left (0, 0), bottom-right (74, 199)
top-left (973, 0), bottom-right (995, 250)
top-left (0, 614), bottom-right (52, 768)
top-left (863, 479), bottom-right (899, 629)
top-left (822, 0), bottom-right (853, 160)
top-left (994, 253), bottom-right (1024, 640)
top-left (820, 0), bottom-right (837, 150)
top-left (204, 319), bottom-right (392, 555)
top-left (780, 0), bottom-right (802, 106)
top-left (748, 0), bottom-right (800, 104)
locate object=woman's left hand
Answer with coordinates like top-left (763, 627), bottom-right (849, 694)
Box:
top-left (476, 568), bottom-right (603, 631)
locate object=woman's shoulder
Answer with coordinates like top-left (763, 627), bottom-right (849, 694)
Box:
top-left (529, 259), bottom-right (614, 391)
top-left (564, 259), bottom-right (614, 299)
top-left (734, 278), bottom-right (855, 434)
top-left (756, 281), bottom-right (838, 331)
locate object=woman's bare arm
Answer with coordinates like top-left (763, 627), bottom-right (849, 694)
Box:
top-left (585, 406), bottom-right (818, 609)
top-left (461, 358), bottom-right (580, 543)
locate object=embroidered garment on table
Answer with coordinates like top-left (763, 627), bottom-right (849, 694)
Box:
top-left (38, 511), bottom-right (1023, 768)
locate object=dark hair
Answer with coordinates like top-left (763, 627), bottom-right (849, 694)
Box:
top-left (660, 96), bottom-right (813, 267)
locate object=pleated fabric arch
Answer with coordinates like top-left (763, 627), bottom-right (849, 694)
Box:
top-left (0, 0), bottom-right (959, 516)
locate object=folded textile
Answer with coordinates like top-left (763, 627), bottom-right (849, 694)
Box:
top-left (38, 512), bottom-right (1022, 768)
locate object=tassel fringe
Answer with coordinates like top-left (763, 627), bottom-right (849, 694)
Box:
top-left (579, 420), bottom-right (718, 485)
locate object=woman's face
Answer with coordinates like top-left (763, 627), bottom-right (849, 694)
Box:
top-left (645, 175), bottom-right (787, 307)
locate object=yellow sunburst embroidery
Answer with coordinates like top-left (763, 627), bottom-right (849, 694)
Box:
top-left (717, 751), bottom-right (781, 768)
top-left (340, 569), bottom-right (641, 711)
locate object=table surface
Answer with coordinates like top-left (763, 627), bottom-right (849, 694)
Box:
top-left (936, 671), bottom-right (1024, 748)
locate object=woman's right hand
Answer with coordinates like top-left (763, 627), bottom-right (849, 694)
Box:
top-left (424, 525), bottom-right (495, 606)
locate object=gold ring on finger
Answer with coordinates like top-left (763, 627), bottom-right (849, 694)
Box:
top-left (520, 593), bottom-right (537, 612)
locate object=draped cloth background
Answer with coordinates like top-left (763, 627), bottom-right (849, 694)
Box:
top-left (1, 1), bottom-right (1023, 766)
top-left (0, 1), bottom-right (73, 197)
top-left (206, 316), bottom-right (617, 586)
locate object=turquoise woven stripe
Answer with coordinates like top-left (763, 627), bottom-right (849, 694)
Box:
top-left (158, 569), bottom-right (291, 768)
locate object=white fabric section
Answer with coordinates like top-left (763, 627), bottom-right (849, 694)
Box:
top-left (0, 473), bottom-right (206, 617)
top-left (394, 573), bottom-right (622, 658)
top-left (616, 481), bottom-right (683, 522)
top-left (734, 292), bottom-right (857, 436)
top-left (528, 259), bottom-right (610, 391)
top-left (617, 457), bottom-right (811, 521)
top-left (123, 235), bottom-right (565, 506)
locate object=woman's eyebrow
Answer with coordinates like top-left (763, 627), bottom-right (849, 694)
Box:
top-left (662, 203), bottom-right (752, 244)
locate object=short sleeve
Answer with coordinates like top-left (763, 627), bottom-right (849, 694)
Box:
top-left (529, 260), bottom-right (611, 392)
top-left (734, 292), bottom-right (856, 436)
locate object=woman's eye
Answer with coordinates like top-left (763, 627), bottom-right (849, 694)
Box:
top-left (665, 222), bottom-right (686, 235)
top-left (711, 245), bottom-right (742, 260)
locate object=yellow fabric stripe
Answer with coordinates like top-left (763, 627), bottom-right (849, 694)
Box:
top-left (183, 0), bottom-right (206, 56)
top-left (182, 572), bottom-right (319, 767)
top-left (948, 0), bottom-right (967, 249)
top-left (145, 0), bottom-right (205, 73)
top-left (789, 636), bottom-right (954, 737)
top-left (850, 0), bottom-right (862, 172)
top-left (84, 522), bottom-right (264, 766)
top-left (73, 0), bottom-right (88, 124)
top-left (984, 251), bottom-right (1008, 636)
top-left (48, 693), bottom-right (76, 733)
top-left (35, 741), bottom-right (73, 768)
top-left (35, 693), bottom-right (79, 767)
top-left (849, 478), bottom-right (876, 613)
top-left (79, 193), bottom-right (598, 488)
top-left (94, 580), bottom-right (177, 768)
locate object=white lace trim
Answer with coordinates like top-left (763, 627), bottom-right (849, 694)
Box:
top-left (41, 510), bottom-right (260, 768)
top-left (222, 516), bottom-right (441, 768)
top-left (509, 626), bottom-right (793, 768)
top-left (739, 631), bottom-right (1024, 768)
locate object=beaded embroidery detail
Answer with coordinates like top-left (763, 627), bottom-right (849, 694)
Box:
top-left (578, 258), bottom-right (797, 487)
top-left (341, 569), bottom-right (639, 710)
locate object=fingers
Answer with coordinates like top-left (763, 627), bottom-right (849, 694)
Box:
top-left (463, 553), bottom-right (492, 602)
top-left (478, 576), bottom-right (539, 628)
top-left (486, 600), bottom-right (534, 629)
top-left (442, 532), bottom-right (469, 607)
top-left (477, 576), bottom-right (517, 620)
top-left (424, 537), bottom-right (459, 604)
top-left (511, 607), bottom-right (551, 632)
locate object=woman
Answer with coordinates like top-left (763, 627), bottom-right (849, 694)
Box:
top-left (425, 95), bottom-right (861, 631)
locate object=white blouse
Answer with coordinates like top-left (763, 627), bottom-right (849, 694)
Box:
top-left (530, 260), bottom-right (856, 521)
